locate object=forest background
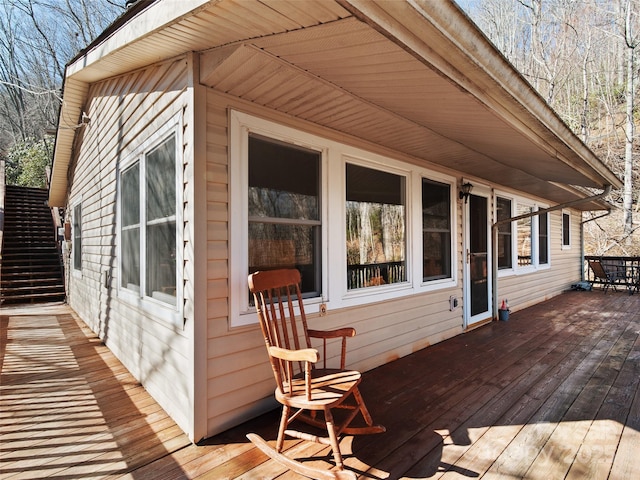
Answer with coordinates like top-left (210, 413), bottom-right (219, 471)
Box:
top-left (1, 0), bottom-right (639, 255)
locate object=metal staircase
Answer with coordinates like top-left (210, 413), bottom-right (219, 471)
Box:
top-left (1, 185), bottom-right (65, 304)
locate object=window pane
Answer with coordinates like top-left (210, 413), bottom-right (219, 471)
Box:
top-left (346, 163), bottom-right (406, 289)
top-left (517, 205), bottom-right (532, 266)
top-left (146, 221), bottom-right (177, 304)
top-left (146, 136), bottom-right (176, 222)
top-left (122, 163), bottom-right (140, 227)
top-left (248, 223), bottom-right (320, 298)
top-left (121, 227), bottom-right (140, 291)
top-left (538, 212), bottom-right (548, 264)
top-left (248, 136), bottom-right (319, 220)
top-left (121, 163), bottom-right (140, 291)
top-left (563, 213), bottom-right (570, 246)
top-left (73, 203), bottom-right (82, 271)
top-left (497, 197), bottom-right (512, 269)
top-left (422, 179), bottom-right (451, 280)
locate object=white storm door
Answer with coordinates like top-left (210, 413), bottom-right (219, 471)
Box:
top-left (464, 190), bottom-right (492, 327)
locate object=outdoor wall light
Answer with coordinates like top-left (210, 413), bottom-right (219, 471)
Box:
top-left (459, 182), bottom-right (473, 203)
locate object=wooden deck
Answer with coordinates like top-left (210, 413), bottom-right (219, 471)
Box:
top-left (1, 291), bottom-right (639, 479)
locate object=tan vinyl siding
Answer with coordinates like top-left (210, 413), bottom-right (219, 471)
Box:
top-left (65, 56), bottom-right (194, 437)
top-left (204, 91), bottom-right (278, 435)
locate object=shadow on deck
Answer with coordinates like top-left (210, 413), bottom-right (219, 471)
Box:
top-left (2, 290), bottom-right (639, 479)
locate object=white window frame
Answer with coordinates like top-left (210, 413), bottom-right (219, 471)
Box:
top-left (71, 198), bottom-right (82, 277)
top-left (537, 209), bottom-right (550, 267)
top-left (496, 192), bottom-right (550, 276)
top-left (229, 111), bottom-right (457, 327)
top-left (562, 210), bottom-right (572, 249)
top-left (495, 194), bottom-right (515, 277)
top-left (342, 155), bottom-right (411, 297)
top-left (418, 173), bottom-right (457, 289)
top-left (515, 200), bottom-right (536, 273)
top-left (230, 112), bottom-right (329, 327)
top-left (117, 115), bottom-right (184, 325)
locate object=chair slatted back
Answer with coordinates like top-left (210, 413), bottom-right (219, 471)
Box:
top-left (248, 269), bottom-right (312, 394)
top-left (589, 260), bottom-right (608, 281)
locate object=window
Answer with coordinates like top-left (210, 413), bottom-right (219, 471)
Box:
top-left (496, 197), bottom-right (512, 270)
top-left (346, 163), bottom-right (406, 289)
top-left (120, 132), bottom-right (178, 307)
top-left (538, 212), bottom-right (549, 265)
top-left (562, 211), bottom-right (571, 248)
top-left (72, 202), bottom-right (82, 271)
top-left (422, 179), bottom-right (451, 281)
top-left (230, 111), bottom-right (456, 326)
top-left (497, 195), bottom-right (549, 273)
top-left (248, 135), bottom-right (321, 298)
top-left (517, 204), bottom-right (533, 267)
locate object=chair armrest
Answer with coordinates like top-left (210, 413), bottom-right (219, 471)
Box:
top-left (308, 328), bottom-right (355, 370)
top-left (308, 327), bottom-right (356, 339)
top-left (268, 346), bottom-right (319, 363)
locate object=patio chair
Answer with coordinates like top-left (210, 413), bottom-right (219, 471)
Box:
top-left (247, 268), bottom-right (384, 480)
top-left (588, 259), bottom-right (627, 293)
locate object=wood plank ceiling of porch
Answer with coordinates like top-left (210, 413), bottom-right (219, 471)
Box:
top-left (53, 0), bottom-right (622, 209)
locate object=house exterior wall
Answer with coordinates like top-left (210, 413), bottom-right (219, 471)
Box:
top-left (203, 88), bottom-right (586, 437)
top-left (203, 91), bottom-right (466, 436)
top-left (64, 55), bottom-right (197, 439)
top-left (61, 55), bottom-right (589, 441)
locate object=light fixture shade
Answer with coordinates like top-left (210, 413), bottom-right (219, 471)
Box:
top-left (459, 182), bottom-right (473, 202)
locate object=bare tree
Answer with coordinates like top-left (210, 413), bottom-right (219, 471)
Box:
top-left (0, 0), bottom-right (123, 150)
top-left (622, 0), bottom-right (639, 235)
top-left (461, 0), bottom-right (640, 253)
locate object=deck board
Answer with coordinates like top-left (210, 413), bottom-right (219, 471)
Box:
top-left (1, 290), bottom-right (639, 479)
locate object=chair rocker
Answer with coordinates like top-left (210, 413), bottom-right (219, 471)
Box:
top-left (247, 269), bottom-right (384, 479)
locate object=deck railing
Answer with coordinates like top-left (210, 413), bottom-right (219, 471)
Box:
top-left (347, 261), bottom-right (405, 289)
top-left (584, 255), bottom-right (640, 290)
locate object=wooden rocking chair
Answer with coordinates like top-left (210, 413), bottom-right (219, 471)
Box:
top-left (247, 269), bottom-right (384, 480)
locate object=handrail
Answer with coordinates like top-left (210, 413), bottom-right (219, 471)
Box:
top-left (0, 159), bottom-right (5, 298)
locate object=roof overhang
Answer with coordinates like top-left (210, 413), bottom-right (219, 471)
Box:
top-left (49, 0), bottom-right (622, 209)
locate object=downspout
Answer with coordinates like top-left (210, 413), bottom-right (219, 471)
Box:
top-left (491, 185), bottom-right (612, 320)
top-left (580, 209), bottom-right (613, 281)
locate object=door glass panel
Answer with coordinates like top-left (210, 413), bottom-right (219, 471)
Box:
top-left (469, 194), bottom-right (488, 316)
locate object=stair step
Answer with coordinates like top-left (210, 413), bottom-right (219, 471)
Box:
top-left (2, 284), bottom-right (65, 293)
top-left (0, 292), bottom-right (66, 305)
top-left (1, 276), bottom-right (63, 285)
top-left (1, 276), bottom-right (63, 284)
top-left (4, 221), bottom-right (52, 226)
top-left (2, 242), bottom-right (58, 249)
top-left (2, 270), bottom-right (62, 285)
top-left (3, 248), bottom-right (60, 255)
top-left (2, 243), bottom-right (56, 249)
top-left (2, 255), bottom-right (61, 263)
top-left (0, 262), bottom-right (62, 268)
